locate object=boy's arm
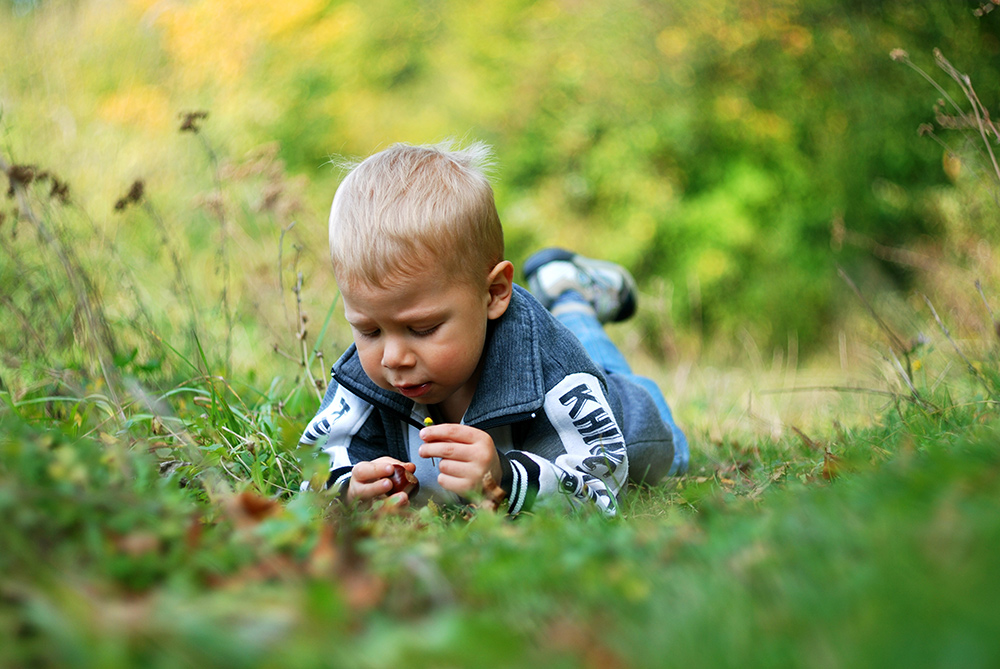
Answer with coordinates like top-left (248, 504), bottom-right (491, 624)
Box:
top-left (495, 448), bottom-right (623, 516)
top-left (495, 373), bottom-right (630, 517)
top-left (299, 379), bottom-right (388, 497)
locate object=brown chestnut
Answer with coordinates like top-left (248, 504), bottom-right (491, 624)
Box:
top-left (387, 464), bottom-right (419, 497)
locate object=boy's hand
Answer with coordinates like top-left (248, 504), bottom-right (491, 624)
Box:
top-left (418, 424), bottom-right (503, 496)
top-left (347, 457), bottom-right (416, 506)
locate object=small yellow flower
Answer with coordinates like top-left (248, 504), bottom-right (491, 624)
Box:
top-left (423, 416), bottom-right (434, 426)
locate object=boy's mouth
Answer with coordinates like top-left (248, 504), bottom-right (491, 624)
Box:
top-left (396, 383), bottom-right (432, 399)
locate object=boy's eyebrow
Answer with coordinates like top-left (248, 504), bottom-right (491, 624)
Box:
top-left (344, 317), bottom-right (372, 329)
top-left (345, 304), bottom-right (449, 325)
top-left (396, 304), bottom-right (450, 320)
top-left (341, 307), bottom-right (371, 325)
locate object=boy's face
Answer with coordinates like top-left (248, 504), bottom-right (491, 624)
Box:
top-left (340, 260), bottom-right (514, 423)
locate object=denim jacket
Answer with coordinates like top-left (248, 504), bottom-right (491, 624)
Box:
top-left (300, 285), bottom-right (675, 516)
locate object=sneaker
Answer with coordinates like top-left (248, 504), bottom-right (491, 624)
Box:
top-left (523, 248), bottom-right (638, 323)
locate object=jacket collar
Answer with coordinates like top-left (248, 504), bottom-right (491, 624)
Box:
top-left (331, 284), bottom-right (546, 427)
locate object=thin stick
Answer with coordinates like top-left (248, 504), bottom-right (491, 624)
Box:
top-left (934, 50), bottom-right (1000, 185)
top-left (886, 347), bottom-right (934, 411)
top-left (278, 220), bottom-right (296, 329)
top-left (922, 293), bottom-right (998, 402)
top-left (975, 279), bottom-right (996, 323)
top-left (838, 266), bottom-right (909, 355)
top-left (292, 270), bottom-right (321, 400)
top-left (892, 50), bottom-right (964, 118)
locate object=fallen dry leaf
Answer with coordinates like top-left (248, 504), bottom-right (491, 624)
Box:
top-left (822, 449), bottom-right (842, 481)
top-left (545, 618), bottom-right (628, 669)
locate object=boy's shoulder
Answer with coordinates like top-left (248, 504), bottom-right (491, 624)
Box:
top-left (459, 285), bottom-right (603, 426)
top-left (486, 285), bottom-right (605, 385)
top-left (501, 285), bottom-right (596, 360)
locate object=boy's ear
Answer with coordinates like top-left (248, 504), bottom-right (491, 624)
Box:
top-left (486, 261), bottom-right (514, 320)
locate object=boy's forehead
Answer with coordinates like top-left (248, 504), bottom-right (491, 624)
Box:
top-left (340, 264), bottom-right (481, 305)
top-left (336, 253), bottom-right (483, 292)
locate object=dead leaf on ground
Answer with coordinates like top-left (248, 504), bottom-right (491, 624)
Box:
top-left (226, 489), bottom-right (282, 529)
top-left (748, 464), bottom-right (788, 500)
top-left (544, 618), bottom-right (628, 669)
top-left (822, 449), bottom-right (842, 480)
top-left (111, 531), bottom-right (161, 557)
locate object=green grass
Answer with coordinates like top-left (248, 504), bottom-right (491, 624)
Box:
top-left (3, 203), bottom-right (1000, 666)
top-left (3, 388), bottom-right (1000, 667)
top-left (5, 166), bottom-right (1000, 669)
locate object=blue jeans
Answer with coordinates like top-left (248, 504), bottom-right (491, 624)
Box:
top-left (553, 296), bottom-right (689, 476)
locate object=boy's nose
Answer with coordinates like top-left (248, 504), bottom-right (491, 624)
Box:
top-left (381, 337), bottom-right (414, 369)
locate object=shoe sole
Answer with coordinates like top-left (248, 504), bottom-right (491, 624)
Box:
top-left (523, 247), bottom-right (637, 323)
top-left (523, 247), bottom-right (575, 280)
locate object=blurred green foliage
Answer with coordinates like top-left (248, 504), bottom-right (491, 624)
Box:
top-left (2, 0), bottom-right (998, 353)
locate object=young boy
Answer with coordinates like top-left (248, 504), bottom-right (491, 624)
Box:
top-left (300, 141), bottom-right (688, 516)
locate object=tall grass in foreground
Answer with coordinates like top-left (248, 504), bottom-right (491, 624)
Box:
top-left (3, 51), bottom-right (1000, 666)
top-left (2, 332), bottom-right (1000, 667)
top-left (1, 114), bottom-right (335, 499)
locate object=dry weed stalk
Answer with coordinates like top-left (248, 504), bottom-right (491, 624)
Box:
top-left (113, 178), bottom-right (202, 355)
top-left (891, 48), bottom-right (1000, 205)
top-left (2, 154), bottom-right (125, 416)
top-left (922, 292), bottom-right (999, 403)
top-left (272, 223), bottom-right (327, 401)
top-left (837, 266), bottom-right (938, 413)
top-left (180, 110), bottom-right (233, 377)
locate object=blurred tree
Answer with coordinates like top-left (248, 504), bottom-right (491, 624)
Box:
top-left (4, 0), bottom-right (998, 354)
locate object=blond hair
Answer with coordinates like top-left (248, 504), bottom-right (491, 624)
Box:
top-left (329, 141), bottom-right (504, 288)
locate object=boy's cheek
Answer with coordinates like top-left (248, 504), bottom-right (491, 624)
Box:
top-left (355, 354), bottom-right (387, 386)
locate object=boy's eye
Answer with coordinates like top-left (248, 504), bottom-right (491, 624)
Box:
top-left (410, 324), bottom-right (440, 337)
top-left (355, 328), bottom-right (380, 339)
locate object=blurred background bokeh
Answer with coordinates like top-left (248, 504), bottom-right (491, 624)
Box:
top-left (2, 0), bottom-right (999, 411)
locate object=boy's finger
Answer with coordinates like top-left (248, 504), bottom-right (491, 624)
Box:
top-left (355, 462), bottom-right (394, 483)
top-left (363, 458), bottom-right (414, 476)
top-left (436, 457), bottom-right (484, 480)
top-left (360, 477), bottom-right (394, 499)
top-left (435, 472), bottom-right (480, 495)
top-left (418, 441), bottom-right (462, 461)
top-left (419, 423), bottom-right (475, 443)
top-left (349, 480), bottom-right (384, 503)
